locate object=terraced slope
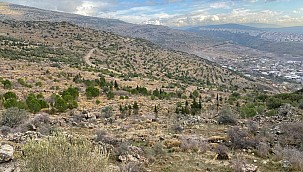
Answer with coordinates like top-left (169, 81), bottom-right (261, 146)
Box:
top-left (0, 20), bottom-right (254, 91)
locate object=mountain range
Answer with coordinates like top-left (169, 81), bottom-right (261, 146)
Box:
top-left (1, 2), bottom-right (303, 59)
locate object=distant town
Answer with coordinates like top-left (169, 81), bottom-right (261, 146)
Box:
top-left (199, 28), bottom-right (303, 43)
top-left (217, 54), bottom-right (303, 90)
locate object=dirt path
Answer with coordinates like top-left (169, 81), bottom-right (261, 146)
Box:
top-left (82, 48), bottom-right (121, 75)
top-left (83, 48), bottom-right (96, 67)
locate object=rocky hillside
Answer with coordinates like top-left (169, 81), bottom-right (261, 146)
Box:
top-left (0, 20), bottom-right (256, 91)
top-left (0, 19), bottom-right (303, 172)
top-left (0, 2), bottom-right (217, 57)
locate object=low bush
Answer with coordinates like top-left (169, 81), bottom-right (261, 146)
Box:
top-left (21, 133), bottom-right (109, 172)
top-left (1, 107), bottom-right (28, 128)
top-left (278, 122), bottom-right (303, 149)
top-left (282, 148), bottom-right (303, 171)
top-left (119, 162), bottom-right (146, 172)
top-left (180, 137), bottom-right (209, 153)
top-left (217, 107), bottom-right (237, 125)
top-left (227, 127), bottom-right (259, 149)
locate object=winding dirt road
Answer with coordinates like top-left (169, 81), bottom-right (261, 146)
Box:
top-left (83, 48), bottom-right (96, 67)
top-left (82, 48), bottom-right (121, 74)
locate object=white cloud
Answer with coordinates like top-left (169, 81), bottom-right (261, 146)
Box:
top-left (75, 1), bottom-right (112, 16)
top-left (210, 2), bottom-right (230, 9)
top-left (97, 6), bottom-right (176, 24)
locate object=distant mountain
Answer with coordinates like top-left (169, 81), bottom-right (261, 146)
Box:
top-left (244, 23), bottom-right (282, 29)
top-left (263, 26), bottom-right (303, 34)
top-left (1, 3), bottom-right (303, 61)
top-left (0, 2), bottom-right (216, 56)
top-left (185, 24), bottom-right (303, 57)
top-left (187, 23), bottom-right (303, 34)
top-left (201, 23), bottom-right (260, 31)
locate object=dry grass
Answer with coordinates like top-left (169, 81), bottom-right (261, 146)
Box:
top-left (21, 133), bottom-right (109, 172)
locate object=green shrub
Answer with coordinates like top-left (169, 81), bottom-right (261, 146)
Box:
top-left (106, 91), bottom-right (115, 100)
top-left (3, 91), bottom-right (17, 100)
top-left (1, 79), bottom-right (12, 89)
top-left (54, 96), bottom-right (68, 112)
top-left (17, 78), bottom-right (32, 88)
top-left (240, 104), bottom-right (257, 118)
top-left (96, 100), bottom-right (101, 105)
top-left (3, 98), bottom-right (18, 109)
top-left (217, 107), bottom-right (237, 125)
top-left (266, 97), bottom-right (283, 109)
top-left (26, 93), bottom-right (49, 113)
top-left (1, 107), bottom-right (28, 128)
top-left (86, 87), bottom-right (100, 99)
top-left (21, 134), bottom-right (109, 172)
top-left (61, 87), bottom-right (79, 100)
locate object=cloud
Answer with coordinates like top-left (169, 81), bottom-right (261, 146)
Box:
top-left (157, 8), bottom-right (303, 27)
top-left (3, 0), bottom-right (115, 16)
top-left (3, 0), bottom-right (303, 27)
top-left (75, 1), bottom-right (113, 16)
top-left (97, 6), bottom-right (176, 24)
top-left (210, 2), bottom-right (230, 9)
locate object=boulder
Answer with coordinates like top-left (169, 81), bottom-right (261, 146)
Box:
top-left (0, 144), bottom-right (14, 163)
top-left (216, 151), bottom-right (229, 160)
top-left (278, 104), bottom-right (292, 116)
top-left (241, 164), bottom-right (258, 172)
top-left (0, 161), bottom-right (20, 172)
top-left (7, 131), bottom-right (43, 143)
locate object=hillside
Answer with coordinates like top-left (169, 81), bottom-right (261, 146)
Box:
top-left (1, 2), bottom-right (302, 92)
top-left (185, 24), bottom-right (303, 57)
top-left (0, 3), bottom-right (303, 172)
top-left (0, 2), bottom-right (218, 57)
top-left (0, 20), bottom-right (256, 91)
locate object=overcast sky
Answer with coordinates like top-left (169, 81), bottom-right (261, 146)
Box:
top-left (3, 0), bottom-right (303, 27)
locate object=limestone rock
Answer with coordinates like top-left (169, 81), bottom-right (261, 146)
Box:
top-left (241, 164), bottom-right (258, 172)
top-left (0, 144), bottom-right (14, 163)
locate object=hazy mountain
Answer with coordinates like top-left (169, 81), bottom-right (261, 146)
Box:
top-left (263, 26), bottom-right (303, 34)
top-left (185, 24), bottom-right (303, 57)
top-left (201, 23), bottom-right (260, 31)
top-left (0, 2), bottom-right (216, 55)
top-left (1, 3), bottom-right (302, 60)
top-left (244, 23), bottom-right (282, 29)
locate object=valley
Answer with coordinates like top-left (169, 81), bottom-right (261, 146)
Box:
top-left (0, 2), bottom-right (302, 172)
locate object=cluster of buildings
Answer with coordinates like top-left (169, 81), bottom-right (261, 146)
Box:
top-left (219, 55), bottom-right (303, 87)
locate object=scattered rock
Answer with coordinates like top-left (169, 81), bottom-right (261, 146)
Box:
top-left (278, 104), bottom-right (292, 116)
top-left (0, 161), bottom-right (20, 172)
top-left (216, 151), bottom-right (229, 160)
top-left (164, 139), bottom-right (181, 148)
top-left (7, 131), bottom-right (43, 143)
top-left (118, 146), bottom-right (148, 164)
top-left (0, 144), bottom-right (14, 163)
top-left (241, 164), bottom-right (258, 172)
top-left (208, 136), bottom-right (227, 143)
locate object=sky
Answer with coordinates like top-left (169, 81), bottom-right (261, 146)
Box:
top-left (2, 0), bottom-right (303, 27)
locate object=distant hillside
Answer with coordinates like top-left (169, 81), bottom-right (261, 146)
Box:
top-left (0, 3), bottom-right (216, 56)
top-left (0, 20), bottom-right (257, 91)
top-left (185, 24), bottom-right (303, 57)
top-left (202, 23), bottom-right (260, 31)
top-left (263, 26), bottom-right (303, 34)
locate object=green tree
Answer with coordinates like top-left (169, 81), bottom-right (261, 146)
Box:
top-left (4, 98), bottom-right (18, 109)
top-left (62, 87), bottom-right (79, 99)
top-left (3, 91), bottom-right (17, 100)
top-left (266, 97), bottom-right (282, 109)
top-left (54, 96), bottom-right (68, 112)
top-left (114, 80), bottom-right (119, 89)
top-left (106, 91), bottom-right (115, 100)
top-left (26, 93), bottom-right (49, 113)
top-left (133, 101), bottom-right (139, 114)
top-left (85, 87), bottom-right (99, 99)
top-left (1, 79), bottom-right (12, 89)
